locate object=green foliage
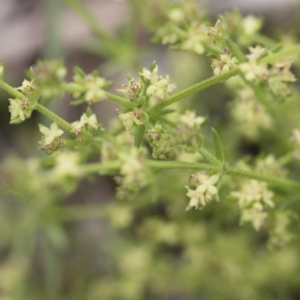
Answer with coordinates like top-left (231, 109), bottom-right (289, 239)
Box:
top-left (1, 0), bottom-right (300, 299)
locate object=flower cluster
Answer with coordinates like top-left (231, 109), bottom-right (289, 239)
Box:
top-left (116, 147), bottom-right (148, 199)
top-left (117, 79), bottom-right (140, 100)
top-left (29, 59), bottom-right (67, 99)
top-left (211, 53), bottom-right (238, 76)
top-left (255, 155), bottom-right (285, 176)
top-left (147, 1), bottom-right (208, 55)
top-left (8, 80), bottom-right (36, 124)
top-left (38, 122), bottom-right (64, 154)
top-left (268, 211), bottom-right (294, 249)
top-left (231, 180), bottom-right (274, 230)
top-left (118, 109), bottom-right (143, 131)
top-left (71, 69), bottom-right (110, 105)
top-left (268, 60), bottom-right (296, 100)
top-left (230, 87), bottom-right (272, 139)
top-left (177, 110), bottom-right (205, 152)
top-left (16, 79), bottom-right (35, 96)
top-left (206, 19), bottom-right (228, 44)
top-left (181, 23), bottom-right (207, 55)
top-left (139, 65), bottom-right (176, 102)
top-left (186, 172), bottom-right (220, 210)
top-left (291, 129), bottom-right (300, 160)
top-left (239, 46), bottom-right (269, 82)
top-left (71, 112), bottom-right (99, 136)
top-left (221, 10), bottom-right (262, 46)
top-left (146, 123), bottom-right (176, 160)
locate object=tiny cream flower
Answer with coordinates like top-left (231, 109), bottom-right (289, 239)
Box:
top-left (179, 110), bottom-right (205, 128)
top-left (231, 180), bottom-right (274, 230)
top-left (241, 16), bottom-right (262, 36)
top-left (72, 113), bottom-right (98, 134)
top-left (16, 79), bottom-right (35, 95)
top-left (51, 151), bottom-right (82, 179)
top-left (139, 66), bottom-right (159, 83)
top-left (146, 76), bottom-right (175, 99)
top-left (119, 111), bottom-right (143, 131)
top-left (85, 76), bottom-right (107, 104)
top-left (39, 123), bottom-right (64, 145)
top-left (181, 25), bottom-right (207, 55)
top-left (8, 99), bottom-right (25, 121)
top-left (186, 173), bottom-right (219, 210)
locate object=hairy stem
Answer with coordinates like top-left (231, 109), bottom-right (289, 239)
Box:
top-left (151, 68), bottom-right (239, 112)
top-left (0, 80), bottom-right (24, 99)
top-left (226, 166), bottom-right (300, 190)
top-left (146, 160), bottom-right (222, 172)
top-left (34, 103), bottom-right (73, 131)
top-left (260, 45), bottom-right (300, 63)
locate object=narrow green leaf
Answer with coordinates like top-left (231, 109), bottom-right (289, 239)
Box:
top-left (134, 125), bottom-right (146, 148)
top-left (211, 128), bottom-right (225, 163)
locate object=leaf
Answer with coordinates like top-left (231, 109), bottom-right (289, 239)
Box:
top-left (70, 98), bottom-right (85, 105)
top-left (211, 128), bottom-right (225, 163)
top-left (134, 125), bottom-right (146, 148)
top-left (73, 66), bottom-right (85, 78)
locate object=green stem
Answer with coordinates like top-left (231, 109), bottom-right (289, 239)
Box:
top-left (82, 160), bottom-right (222, 174)
top-left (146, 160), bottom-right (222, 172)
top-left (82, 161), bottom-right (121, 174)
top-left (106, 92), bottom-right (135, 109)
top-left (203, 41), bottom-right (224, 55)
top-left (225, 37), bottom-right (246, 62)
top-left (252, 33), bottom-right (277, 48)
top-left (260, 45), bottom-right (300, 63)
top-left (226, 166), bottom-right (300, 190)
top-left (49, 204), bottom-right (107, 222)
top-left (198, 147), bottom-right (222, 167)
top-left (34, 103), bottom-right (73, 131)
top-left (0, 80), bottom-right (24, 99)
top-left (64, 83), bottom-right (135, 109)
top-left (151, 68), bottom-right (239, 112)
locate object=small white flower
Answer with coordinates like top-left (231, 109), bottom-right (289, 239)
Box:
top-left (72, 113), bottom-right (98, 134)
top-left (139, 66), bottom-right (159, 83)
top-left (179, 110), bottom-right (205, 128)
top-left (186, 173), bottom-right (219, 210)
top-left (16, 79), bottom-right (35, 95)
top-left (39, 123), bottom-right (64, 145)
top-left (119, 111), bottom-right (143, 131)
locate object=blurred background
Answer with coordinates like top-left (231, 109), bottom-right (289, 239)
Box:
top-left (1, 0), bottom-right (300, 299)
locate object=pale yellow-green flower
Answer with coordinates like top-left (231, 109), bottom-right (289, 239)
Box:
top-left (179, 110), bottom-right (205, 129)
top-left (8, 99), bottom-right (25, 121)
top-left (186, 173), bottom-right (219, 210)
top-left (72, 113), bottom-right (98, 135)
top-left (39, 122), bottom-right (64, 145)
top-left (231, 180), bottom-right (274, 230)
top-left (119, 111), bottom-right (143, 131)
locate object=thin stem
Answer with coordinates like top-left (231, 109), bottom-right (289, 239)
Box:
top-left (106, 92), bottom-right (135, 109)
top-left (34, 103), bottom-right (73, 131)
top-left (198, 148), bottom-right (222, 167)
top-left (82, 160), bottom-right (222, 174)
top-left (146, 160), bottom-right (222, 172)
top-left (0, 80), bottom-right (24, 99)
top-left (82, 161), bottom-right (121, 174)
top-left (151, 68), bottom-right (239, 112)
top-left (252, 33), bottom-right (277, 48)
top-left (225, 37), bottom-right (246, 62)
top-left (260, 45), bottom-right (300, 63)
top-left (226, 166), bottom-right (300, 190)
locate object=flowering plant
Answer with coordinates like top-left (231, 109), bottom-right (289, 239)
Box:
top-left (1, 0), bottom-right (300, 299)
